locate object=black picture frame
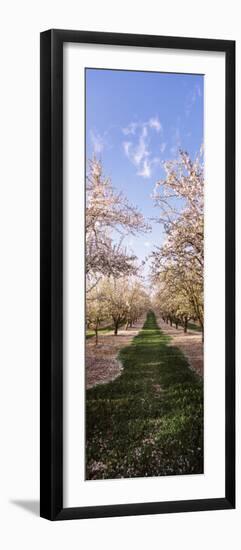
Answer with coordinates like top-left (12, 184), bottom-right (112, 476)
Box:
top-left (40, 29), bottom-right (235, 521)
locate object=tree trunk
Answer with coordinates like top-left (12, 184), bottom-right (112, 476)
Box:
top-left (114, 320), bottom-right (119, 335)
top-left (184, 318), bottom-right (188, 333)
top-left (95, 326), bottom-right (98, 345)
top-left (175, 322), bottom-right (178, 330)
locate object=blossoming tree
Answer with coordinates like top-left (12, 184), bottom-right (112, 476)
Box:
top-left (151, 149), bottom-right (204, 339)
top-left (86, 158), bottom-right (149, 292)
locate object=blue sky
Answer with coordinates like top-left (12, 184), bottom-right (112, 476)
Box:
top-left (86, 69), bottom-right (203, 278)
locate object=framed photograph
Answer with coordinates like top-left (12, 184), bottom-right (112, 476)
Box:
top-left (40, 29), bottom-right (235, 520)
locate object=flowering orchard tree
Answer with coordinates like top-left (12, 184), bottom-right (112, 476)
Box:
top-left (151, 149), bottom-right (204, 338)
top-left (86, 284), bottom-right (109, 344)
top-left (124, 280), bottom-right (150, 329)
top-left (101, 277), bottom-right (130, 335)
top-left (100, 276), bottom-right (149, 335)
top-left (153, 271), bottom-right (198, 332)
top-left (86, 158), bottom-right (149, 292)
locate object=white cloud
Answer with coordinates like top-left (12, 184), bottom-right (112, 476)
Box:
top-left (160, 142), bottom-right (166, 154)
top-left (123, 141), bottom-right (132, 157)
top-left (144, 240), bottom-right (151, 247)
top-left (123, 127), bottom-right (149, 171)
top-left (122, 122), bottom-right (138, 135)
top-left (122, 116), bottom-right (164, 178)
top-left (90, 129), bottom-right (105, 154)
top-left (133, 127), bottom-right (149, 166)
top-left (148, 117), bottom-right (162, 132)
top-left (137, 159), bottom-right (151, 178)
top-left (142, 125), bottom-right (148, 138)
top-left (123, 116), bottom-right (162, 136)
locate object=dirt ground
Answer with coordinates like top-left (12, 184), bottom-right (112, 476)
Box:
top-left (156, 317), bottom-right (203, 377)
top-left (86, 314), bottom-right (203, 389)
top-left (86, 318), bottom-right (145, 389)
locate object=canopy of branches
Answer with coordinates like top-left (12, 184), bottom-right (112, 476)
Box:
top-left (86, 158), bottom-right (149, 292)
top-left (151, 149), bottom-right (204, 335)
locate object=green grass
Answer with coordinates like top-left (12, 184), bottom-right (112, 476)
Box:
top-left (187, 322), bottom-right (202, 333)
top-left (86, 310), bottom-right (203, 479)
top-left (86, 324), bottom-right (114, 340)
top-left (86, 320), bottom-right (126, 339)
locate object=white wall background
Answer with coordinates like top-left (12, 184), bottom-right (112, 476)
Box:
top-left (0, 1), bottom-right (239, 548)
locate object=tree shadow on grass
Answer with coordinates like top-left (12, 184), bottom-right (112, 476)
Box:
top-left (86, 310), bottom-right (203, 480)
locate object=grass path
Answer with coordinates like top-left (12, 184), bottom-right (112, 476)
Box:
top-left (86, 310), bottom-right (203, 479)
top-left (156, 317), bottom-right (203, 377)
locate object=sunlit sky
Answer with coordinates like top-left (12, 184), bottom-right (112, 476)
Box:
top-left (86, 68), bottom-right (203, 279)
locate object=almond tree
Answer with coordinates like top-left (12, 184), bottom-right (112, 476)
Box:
top-left (86, 158), bottom-right (149, 292)
top-left (101, 276), bottom-right (149, 335)
top-left (86, 284), bottom-right (109, 344)
top-left (153, 272), bottom-right (196, 332)
top-left (101, 277), bottom-right (129, 335)
top-left (151, 149), bottom-right (204, 339)
top-left (125, 280), bottom-right (150, 329)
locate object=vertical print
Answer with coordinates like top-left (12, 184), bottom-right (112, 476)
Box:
top-left (85, 69), bottom-right (204, 479)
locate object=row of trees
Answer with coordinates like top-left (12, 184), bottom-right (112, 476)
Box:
top-left (86, 151), bottom-right (204, 343)
top-left (86, 158), bottom-right (150, 342)
top-left (87, 276), bottom-right (149, 343)
top-left (151, 149), bottom-right (204, 340)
